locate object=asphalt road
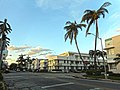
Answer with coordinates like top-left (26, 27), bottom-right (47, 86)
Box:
top-left (3, 72), bottom-right (120, 90)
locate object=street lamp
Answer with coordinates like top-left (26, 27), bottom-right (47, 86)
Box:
top-left (87, 33), bottom-right (107, 79)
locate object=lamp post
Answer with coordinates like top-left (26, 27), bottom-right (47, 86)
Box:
top-left (87, 33), bottom-right (107, 79)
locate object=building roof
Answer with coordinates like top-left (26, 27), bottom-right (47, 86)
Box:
top-left (104, 46), bottom-right (115, 50)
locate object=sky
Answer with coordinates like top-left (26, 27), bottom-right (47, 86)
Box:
top-left (0, 0), bottom-right (120, 63)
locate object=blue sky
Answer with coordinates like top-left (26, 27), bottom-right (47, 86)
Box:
top-left (0, 0), bottom-right (120, 60)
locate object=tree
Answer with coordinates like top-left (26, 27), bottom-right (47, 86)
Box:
top-left (9, 63), bottom-right (17, 70)
top-left (64, 21), bottom-right (86, 70)
top-left (16, 54), bottom-right (26, 71)
top-left (26, 55), bottom-right (32, 71)
top-left (81, 2), bottom-right (111, 69)
top-left (89, 50), bottom-right (107, 65)
top-left (0, 19), bottom-right (12, 70)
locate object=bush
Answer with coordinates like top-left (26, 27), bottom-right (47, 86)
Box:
top-left (108, 76), bottom-right (120, 80)
top-left (86, 70), bottom-right (101, 76)
top-left (0, 72), bottom-right (3, 81)
top-left (0, 71), bottom-right (8, 90)
top-left (86, 70), bottom-right (93, 75)
top-left (107, 71), bottom-right (113, 76)
top-left (40, 70), bottom-right (48, 72)
top-left (109, 73), bottom-right (120, 77)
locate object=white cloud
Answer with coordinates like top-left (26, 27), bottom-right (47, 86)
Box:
top-left (27, 46), bottom-right (52, 56)
top-left (7, 45), bottom-right (53, 59)
top-left (8, 45), bottom-right (31, 51)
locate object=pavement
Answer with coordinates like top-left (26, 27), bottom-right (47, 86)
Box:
top-left (3, 72), bottom-right (120, 90)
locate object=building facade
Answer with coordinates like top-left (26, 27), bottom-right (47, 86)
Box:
top-left (47, 52), bottom-right (104, 72)
top-left (105, 35), bottom-right (120, 59)
top-left (31, 58), bottom-right (40, 71)
top-left (105, 35), bottom-right (120, 73)
top-left (40, 59), bottom-right (48, 71)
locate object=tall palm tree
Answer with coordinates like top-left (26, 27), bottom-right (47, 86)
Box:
top-left (64, 21), bottom-right (86, 70)
top-left (0, 19), bottom-right (12, 69)
top-left (81, 2), bottom-right (111, 69)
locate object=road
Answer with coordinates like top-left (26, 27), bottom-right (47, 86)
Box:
top-left (3, 72), bottom-right (120, 90)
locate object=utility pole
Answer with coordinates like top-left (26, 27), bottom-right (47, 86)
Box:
top-left (87, 33), bottom-right (107, 79)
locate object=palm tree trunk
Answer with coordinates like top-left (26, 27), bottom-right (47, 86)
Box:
top-left (94, 20), bottom-right (98, 70)
top-left (74, 38), bottom-right (86, 70)
top-left (0, 35), bottom-right (4, 70)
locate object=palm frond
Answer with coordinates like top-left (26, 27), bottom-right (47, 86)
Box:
top-left (64, 25), bottom-right (71, 30)
top-left (100, 2), bottom-right (111, 9)
top-left (86, 20), bottom-right (94, 36)
top-left (98, 8), bottom-right (109, 15)
top-left (0, 21), bottom-right (3, 23)
top-left (70, 32), bottom-right (73, 44)
top-left (65, 21), bottom-right (72, 25)
top-left (64, 33), bottom-right (69, 42)
top-left (77, 24), bottom-right (86, 30)
top-left (81, 13), bottom-right (93, 23)
top-left (98, 11), bottom-right (105, 18)
top-left (84, 10), bottom-right (93, 14)
top-left (7, 23), bottom-right (12, 30)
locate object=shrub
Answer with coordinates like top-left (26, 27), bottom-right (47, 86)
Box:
top-left (0, 71), bottom-right (7, 90)
top-left (86, 70), bottom-right (93, 75)
top-left (0, 72), bottom-right (3, 81)
top-left (86, 70), bottom-right (101, 76)
top-left (40, 70), bottom-right (48, 72)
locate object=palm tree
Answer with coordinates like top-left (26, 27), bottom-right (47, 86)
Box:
top-left (81, 2), bottom-right (111, 69)
top-left (64, 21), bottom-right (86, 70)
top-left (89, 50), bottom-right (107, 67)
top-left (0, 19), bottom-right (12, 69)
top-left (1, 34), bottom-right (10, 49)
top-left (17, 54), bottom-right (26, 71)
top-left (89, 50), bottom-right (94, 58)
top-left (26, 55), bottom-right (32, 71)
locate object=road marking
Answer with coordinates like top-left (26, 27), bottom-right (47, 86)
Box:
top-left (5, 76), bottom-right (23, 78)
top-left (89, 88), bottom-right (104, 90)
top-left (41, 82), bottom-right (74, 89)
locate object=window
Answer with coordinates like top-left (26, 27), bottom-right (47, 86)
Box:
top-left (67, 60), bottom-right (69, 63)
top-left (75, 61), bottom-right (79, 64)
top-left (110, 64), bottom-right (116, 69)
top-left (71, 61), bottom-right (73, 64)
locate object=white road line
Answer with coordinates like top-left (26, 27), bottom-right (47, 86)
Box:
top-left (5, 76), bottom-right (23, 78)
top-left (41, 82), bottom-right (74, 89)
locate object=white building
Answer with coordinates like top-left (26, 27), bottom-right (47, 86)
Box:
top-left (107, 59), bottom-right (120, 73)
top-left (47, 52), bottom-right (104, 72)
top-left (31, 58), bottom-right (40, 71)
top-left (40, 59), bottom-right (48, 71)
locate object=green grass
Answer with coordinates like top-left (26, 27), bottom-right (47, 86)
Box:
top-left (108, 76), bottom-right (120, 80)
top-left (85, 75), bottom-right (120, 80)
